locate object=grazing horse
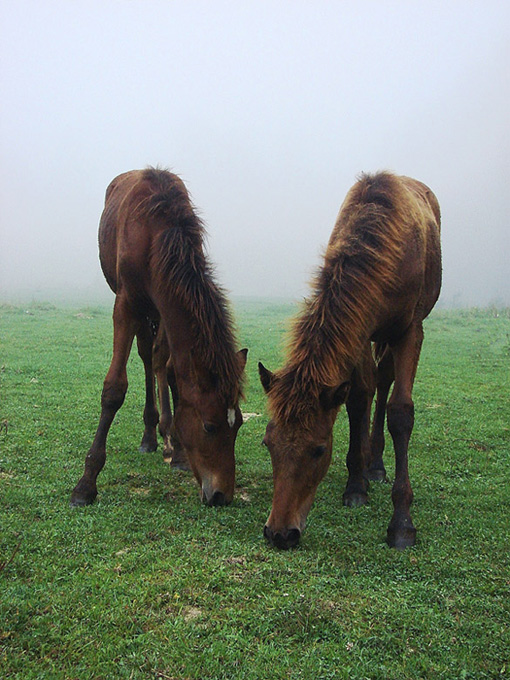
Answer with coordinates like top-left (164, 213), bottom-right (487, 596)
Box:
top-left (259, 172), bottom-right (441, 549)
top-left (71, 168), bottom-right (247, 508)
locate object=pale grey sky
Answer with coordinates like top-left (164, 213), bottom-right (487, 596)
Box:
top-left (1, 1), bottom-right (509, 305)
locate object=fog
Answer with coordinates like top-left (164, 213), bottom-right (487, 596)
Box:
top-left (1, 1), bottom-right (509, 307)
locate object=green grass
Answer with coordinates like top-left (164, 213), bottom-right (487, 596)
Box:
top-left (1, 300), bottom-right (509, 679)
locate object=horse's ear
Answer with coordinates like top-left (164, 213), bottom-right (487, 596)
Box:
top-left (237, 348), bottom-right (248, 371)
top-left (319, 381), bottom-right (350, 411)
top-left (258, 362), bottom-right (275, 394)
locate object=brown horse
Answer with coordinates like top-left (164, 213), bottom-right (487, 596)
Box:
top-left (71, 168), bottom-right (247, 508)
top-left (259, 172), bottom-right (441, 549)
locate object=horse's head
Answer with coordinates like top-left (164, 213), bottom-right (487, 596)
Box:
top-left (174, 349), bottom-right (248, 506)
top-left (259, 362), bottom-right (349, 549)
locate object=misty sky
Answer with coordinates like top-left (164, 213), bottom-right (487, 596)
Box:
top-left (1, 1), bottom-right (509, 305)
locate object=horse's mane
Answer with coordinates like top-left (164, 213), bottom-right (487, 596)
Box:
top-left (268, 172), bottom-right (409, 425)
top-left (139, 167), bottom-right (244, 405)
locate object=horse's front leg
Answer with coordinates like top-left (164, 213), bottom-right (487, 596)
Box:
top-left (386, 321), bottom-right (424, 548)
top-left (70, 296), bottom-right (136, 506)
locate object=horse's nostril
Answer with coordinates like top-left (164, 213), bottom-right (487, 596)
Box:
top-left (286, 528), bottom-right (301, 547)
top-left (264, 525), bottom-right (301, 550)
top-left (208, 490), bottom-right (227, 507)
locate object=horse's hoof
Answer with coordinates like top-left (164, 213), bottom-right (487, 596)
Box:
top-left (170, 458), bottom-right (191, 472)
top-left (139, 442), bottom-right (157, 453)
top-left (70, 490), bottom-right (97, 507)
top-left (366, 468), bottom-right (387, 482)
top-left (70, 478), bottom-right (97, 507)
top-left (139, 432), bottom-right (158, 452)
top-left (343, 492), bottom-right (368, 507)
top-left (387, 526), bottom-right (416, 549)
top-left (167, 444), bottom-right (191, 471)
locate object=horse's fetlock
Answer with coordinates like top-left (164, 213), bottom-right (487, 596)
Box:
top-left (158, 414), bottom-right (172, 438)
top-left (143, 405), bottom-right (159, 428)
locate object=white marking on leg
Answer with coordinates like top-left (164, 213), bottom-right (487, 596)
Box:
top-left (227, 408), bottom-right (235, 428)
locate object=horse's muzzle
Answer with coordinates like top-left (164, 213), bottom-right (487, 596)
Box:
top-left (264, 524), bottom-right (301, 550)
top-left (202, 489), bottom-right (230, 507)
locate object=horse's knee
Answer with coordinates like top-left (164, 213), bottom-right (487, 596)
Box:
top-left (101, 382), bottom-right (127, 412)
top-left (387, 401), bottom-right (414, 440)
top-left (143, 403), bottom-right (159, 427)
top-left (347, 394), bottom-right (369, 421)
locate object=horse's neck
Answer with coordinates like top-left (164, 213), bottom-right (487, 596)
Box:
top-left (160, 299), bottom-right (207, 376)
top-left (295, 302), bottom-right (373, 389)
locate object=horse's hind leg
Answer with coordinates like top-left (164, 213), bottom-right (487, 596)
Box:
top-left (70, 296), bottom-right (136, 506)
top-left (137, 320), bottom-right (159, 453)
top-left (367, 347), bottom-right (394, 481)
top-left (343, 348), bottom-right (375, 507)
top-left (153, 328), bottom-right (190, 470)
top-left (153, 328), bottom-right (172, 460)
top-left (165, 360), bottom-right (190, 471)
top-left (386, 321), bottom-right (424, 548)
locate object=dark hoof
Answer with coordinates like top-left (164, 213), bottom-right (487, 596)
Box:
top-left (366, 468), bottom-right (387, 482)
top-left (264, 525), bottom-right (301, 550)
top-left (70, 477), bottom-right (98, 507)
top-left (163, 439), bottom-right (191, 470)
top-left (170, 457), bottom-right (191, 471)
top-left (343, 492), bottom-right (368, 507)
top-left (139, 441), bottom-right (158, 453)
top-left (70, 488), bottom-right (97, 507)
top-left (387, 526), bottom-right (416, 549)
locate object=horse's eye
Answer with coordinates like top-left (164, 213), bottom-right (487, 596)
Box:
top-left (311, 445), bottom-right (326, 459)
top-left (203, 423), bottom-right (218, 434)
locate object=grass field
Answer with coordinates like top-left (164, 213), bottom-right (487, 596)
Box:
top-left (1, 300), bottom-right (509, 679)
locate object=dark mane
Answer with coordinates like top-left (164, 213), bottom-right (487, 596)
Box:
top-left (268, 172), bottom-right (408, 424)
top-left (140, 168), bottom-right (243, 405)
